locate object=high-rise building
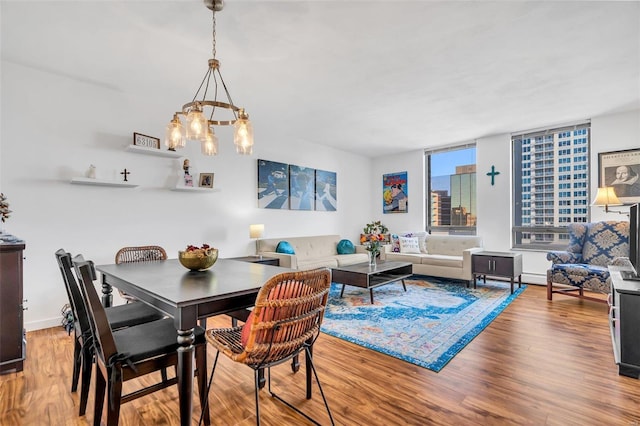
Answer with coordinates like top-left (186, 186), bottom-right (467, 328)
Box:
top-left (450, 165), bottom-right (476, 228)
top-left (514, 128), bottom-right (589, 246)
top-left (431, 190), bottom-right (451, 226)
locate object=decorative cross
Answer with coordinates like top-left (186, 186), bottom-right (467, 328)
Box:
top-left (486, 165), bottom-right (500, 186)
top-left (120, 168), bottom-right (131, 182)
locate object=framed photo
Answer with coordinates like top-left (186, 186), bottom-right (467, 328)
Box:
top-left (133, 132), bottom-right (160, 149)
top-left (199, 173), bottom-right (214, 188)
top-left (257, 159), bottom-right (289, 209)
top-left (315, 169), bottom-right (337, 211)
top-left (598, 148), bottom-right (640, 204)
top-left (383, 171), bottom-right (408, 213)
top-left (289, 165), bottom-right (315, 211)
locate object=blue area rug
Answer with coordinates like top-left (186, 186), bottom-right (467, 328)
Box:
top-left (321, 275), bottom-right (526, 372)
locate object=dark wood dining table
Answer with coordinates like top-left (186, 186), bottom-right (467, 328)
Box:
top-left (95, 258), bottom-right (293, 426)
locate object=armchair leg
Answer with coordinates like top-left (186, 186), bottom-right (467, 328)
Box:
top-left (547, 280), bottom-right (553, 300)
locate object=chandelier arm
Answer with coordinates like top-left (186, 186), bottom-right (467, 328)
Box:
top-left (191, 66), bottom-right (213, 104)
top-left (214, 68), bottom-right (238, 119)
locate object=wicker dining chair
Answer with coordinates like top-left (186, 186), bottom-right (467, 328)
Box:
top-left (114, 245), bottom-right (167, 303)
top-left (73, 257), bottom-right (210, 426)
top-left (199, 268), bottom-right (334, 426)
top-left (55, 249), bottom-right (165, 416)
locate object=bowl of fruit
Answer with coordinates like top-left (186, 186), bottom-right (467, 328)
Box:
top-left (178, 244), bottom-right (218, 271)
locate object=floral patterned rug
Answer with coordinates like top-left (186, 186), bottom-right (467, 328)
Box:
top-left (321, 275), bottom-right (526, 372)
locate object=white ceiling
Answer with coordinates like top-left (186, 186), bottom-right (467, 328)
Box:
top-left (2, 1), bottom-right (639, 158)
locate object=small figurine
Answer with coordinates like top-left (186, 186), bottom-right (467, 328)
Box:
top-left (183, 159), bottom-right (190, 176)
top-left (87, 164), bottom-right (96, 179)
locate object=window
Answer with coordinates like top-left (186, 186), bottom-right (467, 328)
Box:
top-left (512, 122), bottom-right (591, 250)
top-left (426, 145), bottom-right (476, 235)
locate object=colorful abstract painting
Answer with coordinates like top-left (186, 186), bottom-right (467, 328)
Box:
top-left (289, 165), bottom-right (316, 210)
top-left (315, 169), bottom-right (337, 211)
top-left (257, 159), bottom-right (289, 209)
top-left (383, 171), bottom-right (408, 213)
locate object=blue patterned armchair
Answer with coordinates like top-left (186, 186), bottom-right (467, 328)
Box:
top-left (547, 221), bottom-right (629, 302)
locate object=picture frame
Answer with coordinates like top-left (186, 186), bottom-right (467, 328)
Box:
top-left (315, 169), bottom-right (337, 211)
top-left (598, 148), bottom-right (640, 204)
top-left (257, 159), bottom-right (289, 209)
top-left (133, 132), bottom-right (161, 150)
top-left (383, 171), bottom-right (408, 213)
top-left (199, 173), bottom-right (214, 188)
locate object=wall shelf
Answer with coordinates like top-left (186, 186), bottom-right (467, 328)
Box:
top-left (171, 186), bottom-right (220, 193)
top-left (126, 145), bottom-right (182, 158)
top-left (71, 177), bottom-right (139, 188)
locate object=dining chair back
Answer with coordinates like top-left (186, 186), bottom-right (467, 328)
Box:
top-left (73, 256), bottom-right (210, 426)
top-left (201, 268), bottom-right (334, 426)
top-left (114, 245), bottom-right (167, 302)
top-left (55, 249), bottom-right (164, 417)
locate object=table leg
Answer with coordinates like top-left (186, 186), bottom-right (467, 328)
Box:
top-left (369, 289), bottom-right (374, 304)
top-left (473, 275), bottom-right (477, 289)
top-left (401, 279), bottom-right (407, 292)
top-left (518, 275), bottom-right (522, 289)
top-left (340, 284), bottom-right (345, 298)
top-left (510, 277), bottom-right (514, 294)
top-left (177, 328), bottom-right (194, 426)
top-left (100, 275), bottom-right (113, 307)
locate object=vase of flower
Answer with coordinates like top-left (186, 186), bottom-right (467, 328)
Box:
top-left (368, 250), bottom-right (378, 267)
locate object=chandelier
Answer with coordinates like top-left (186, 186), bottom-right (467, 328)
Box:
top-left (165, 0), bottom-right (254, 156)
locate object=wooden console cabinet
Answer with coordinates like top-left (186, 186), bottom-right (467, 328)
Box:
top-left (609, 266), bottom-right (640, 378)
top-left (0, 240), bottom-right (26, 374)
top-left (472, 251), bottom-right (523, 294)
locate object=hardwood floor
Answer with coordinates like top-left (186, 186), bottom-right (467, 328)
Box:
top-left (2, 284), bottom-right (640, 425)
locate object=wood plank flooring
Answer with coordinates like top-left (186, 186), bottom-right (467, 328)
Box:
top-left (2, 284), bottom-right (640, 425)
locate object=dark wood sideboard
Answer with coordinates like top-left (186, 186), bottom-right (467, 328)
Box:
top-left (0, 239), bottom-right (26, 374)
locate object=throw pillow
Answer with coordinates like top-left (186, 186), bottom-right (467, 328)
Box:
top-left (399, 236), bottom-right (421, 254)
top-left (390, 234), bottom-right (401, 252)
top-left (337, 239), bottom-right (355, 254)
top-left (275, 241), bottom-right (295, 254)
top-left (401, 231), bottom-right (428, 253)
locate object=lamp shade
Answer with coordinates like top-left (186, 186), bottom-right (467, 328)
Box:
top-left (591, 187), bottom-right (623, 207)
top-left (249, 224), bottom-right (264, 239)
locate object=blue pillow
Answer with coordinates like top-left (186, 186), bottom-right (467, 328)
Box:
top-left (276, 241), bottom-right (295, 255)
top-left (336, 239), bottom-right (355, 254)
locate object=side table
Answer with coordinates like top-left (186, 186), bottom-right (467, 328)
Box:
top-left (472, 251), bottom-right (523, 294)
top-left (226, 255), bottom-right (280, 266)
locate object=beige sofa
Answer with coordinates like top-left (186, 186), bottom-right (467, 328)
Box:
top-left (256, 234), bottom-right (368, 270)
top-left (383, 234), bottom-right (483, 282)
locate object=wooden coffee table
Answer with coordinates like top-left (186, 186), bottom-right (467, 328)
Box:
top-left (332, 261), bottom-right (413, 304)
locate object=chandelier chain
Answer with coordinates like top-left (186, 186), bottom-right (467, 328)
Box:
top-left (211, 11), bottom-right (217, 59)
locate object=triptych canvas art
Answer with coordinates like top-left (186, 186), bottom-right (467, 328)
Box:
top-left (257, 159), bottom-right (337, 211)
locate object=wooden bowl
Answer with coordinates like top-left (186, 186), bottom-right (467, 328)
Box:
top-left (178, 248), bottom-right (218, 271)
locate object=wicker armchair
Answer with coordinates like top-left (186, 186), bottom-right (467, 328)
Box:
top-left (199, 268), bottom-right (334, 426)
top-left (547, 221), bottom-right (629, 302)
top-left (114, 245), bottom-right (167, 302)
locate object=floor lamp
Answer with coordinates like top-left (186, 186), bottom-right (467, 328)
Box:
top-left (249, 224), bottom-right (264, 258)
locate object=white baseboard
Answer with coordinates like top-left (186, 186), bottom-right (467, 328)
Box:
top-left (25, 317), bottom-right (63, 332)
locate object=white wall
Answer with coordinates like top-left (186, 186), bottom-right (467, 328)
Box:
top-left (372, 109), bottom-right (640, 285)
top-left (0, 61), bottom-right (371, 330)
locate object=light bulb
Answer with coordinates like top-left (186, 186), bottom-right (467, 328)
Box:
top-left (201, 127), bottom-right (219, 156)
top-left (186, 106), bottom-right (206, 141)
top-left (234, 109), bottom-right (254, 155)
top-left (165, 115), bottom-right (184, 150)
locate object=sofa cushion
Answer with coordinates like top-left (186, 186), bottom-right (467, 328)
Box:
top-left (297, 257), bottom-right (339, 270)
top-left (399, 236), bottom-right (421, 254)
top-left (276, 241), bottom-right (295, 254)
top-left (337, 239), bottom-right (355, 254)
top-left (385, 252), bottom-right (428, 263)
top-left (420, 254), bottom-right (463, 268)
top-left (425, 235), bottom-right (483, 256)
top-left (336, 253), bottom-right (369, 266)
